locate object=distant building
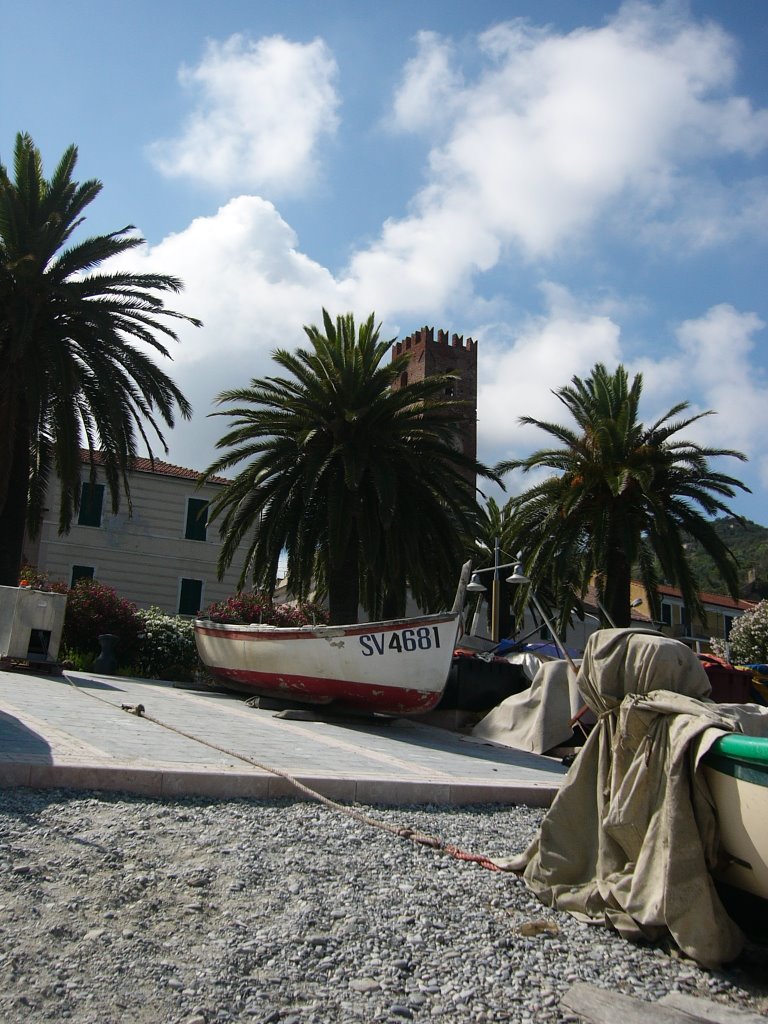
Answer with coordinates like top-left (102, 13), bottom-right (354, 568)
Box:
top-left (472, 578), bottom-right (752, 656)
top-left (392, 326), bottom-right (478, 487)
top-left (629, 581), bottom-right (754, 652)
top-left (23, 452), bottom-right (250, 616)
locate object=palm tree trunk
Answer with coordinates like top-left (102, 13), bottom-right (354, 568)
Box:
top-left (604, 548), bottom-right (632, 628)
top-left (327, 526), bottom-right (360, 625)
top-left (381, 588), bottom-right (406, 621)
top-left (0, 399), bottom-right (30, 587)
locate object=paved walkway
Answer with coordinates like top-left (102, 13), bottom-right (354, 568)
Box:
top-left (0, 668), bottom-right (566, 806)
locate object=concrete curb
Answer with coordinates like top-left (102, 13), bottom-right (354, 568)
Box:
top-left (0, 760), bottom-right (560, 807)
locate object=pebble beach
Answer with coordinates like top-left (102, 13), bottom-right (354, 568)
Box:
top-left (1, 789), bottom-right (766, 1024)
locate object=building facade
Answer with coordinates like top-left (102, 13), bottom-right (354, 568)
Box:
top-left (23, 454), bottom-right (251, 616)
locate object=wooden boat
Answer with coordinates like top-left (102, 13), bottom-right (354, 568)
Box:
top-left (194, 563), bottom-right (471, 716)
top-left (703, 733), bottom-right (768, 899)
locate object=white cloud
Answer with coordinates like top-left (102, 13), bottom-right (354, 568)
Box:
top-left (389, 31), bottom-right (463, 132)
top-left (148, 34), bottom-right (339, 195)
top-left (111, 197), bottom-right (356, 470)
top-left (120, 6), bottom-right (767, 501)
top-left (355, 3), bottom-right (768, 309)
top-left (478, 284), bottom-right (623, 462)
top-left (634, 304), bottom-right (768, 456)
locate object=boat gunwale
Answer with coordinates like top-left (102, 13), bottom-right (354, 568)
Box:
top-left (706, 733), bottom-right (768, 770)
top-left (194, 609), bottom-right (460, 642)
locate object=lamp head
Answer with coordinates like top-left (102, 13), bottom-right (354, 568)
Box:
top-left (466, 573), bottom-right (487, 593)
top-left (506, 563), bottom-right (530, 585)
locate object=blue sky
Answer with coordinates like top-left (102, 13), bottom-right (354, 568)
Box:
top-left (3, 0), bottom-right (768, 521)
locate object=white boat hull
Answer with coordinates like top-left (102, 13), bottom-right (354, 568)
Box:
top-left (195, 611), bottom-right (460, 715)
top-left (704, 734), bottom-right (768, 899)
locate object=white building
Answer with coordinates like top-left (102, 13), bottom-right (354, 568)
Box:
top-left (23, 452), bottom-right (251, 616)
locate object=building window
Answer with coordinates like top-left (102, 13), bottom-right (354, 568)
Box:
top-left (71, 565), bottom-right (95, 587)
top-left (78, 482), bottom-right (104, 527)
top-left (185, 497), bottom-right (209, 541)
top-left (724, 614), bottom-right (735, 640)
top-left (660, 603), bottom-right (672, 626)
top-left (178, 578), bottom-right (204, 616)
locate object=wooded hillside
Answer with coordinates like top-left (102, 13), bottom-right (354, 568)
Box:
top-left (679, 517), bottom-right (768, 598)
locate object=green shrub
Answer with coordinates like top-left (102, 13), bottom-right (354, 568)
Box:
top-left (134, 607), bottom-right (197, 681)
top-left (202, 591), bottom-right (328, 627)
top-left (711, 600), bottom-right (768, 664)
top-left (61, 579), bottom-right (143, 664)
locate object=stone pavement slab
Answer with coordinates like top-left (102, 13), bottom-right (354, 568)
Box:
top-left (0, 668), bottom-right (567, 806)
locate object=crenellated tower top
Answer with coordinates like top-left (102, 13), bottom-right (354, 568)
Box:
top-left (393, 326), bottom-right (477, 358)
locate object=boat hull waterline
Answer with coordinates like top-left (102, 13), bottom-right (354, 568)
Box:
top-left (194, 612), bottom-right (461, 714)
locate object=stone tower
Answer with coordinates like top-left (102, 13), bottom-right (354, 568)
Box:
top-left (392, 326), bottom-right (478, 485)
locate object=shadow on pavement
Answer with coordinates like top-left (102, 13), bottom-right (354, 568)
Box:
top-left (0, 711), bottom-right (52, 763)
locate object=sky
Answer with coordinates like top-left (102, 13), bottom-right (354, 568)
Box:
top-left (2, 0), bottom-right (768, 522)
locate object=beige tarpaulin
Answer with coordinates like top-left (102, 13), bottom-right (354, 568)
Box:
top-left (507, 628), bottom-right (768, 968)
top-left (472, 658), bottom-right (585, 754)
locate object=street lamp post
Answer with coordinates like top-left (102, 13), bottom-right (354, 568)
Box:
top-left (466, 540), bottom-right (519, 644)
top-left (491, 536), bottom-right (501, 644)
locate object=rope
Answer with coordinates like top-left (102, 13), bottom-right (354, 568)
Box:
top-left (65, 676), bottom-right (508, 873)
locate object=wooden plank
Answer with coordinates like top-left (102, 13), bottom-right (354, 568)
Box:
top-left (561, 983), bottom-right (710, 1024)
top-left (660, 992), bottom-right (768, 1024)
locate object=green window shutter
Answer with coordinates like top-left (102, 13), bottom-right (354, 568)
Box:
top-left (71, 565), bottom-right (95, 587)
top-left (178, 578), bottom-right (203, 616)
top-left (185, 498), bottom-right (209, 541)
top-left (78, 482), bottom-right (105, 527)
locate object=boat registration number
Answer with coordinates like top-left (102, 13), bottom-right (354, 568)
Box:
top-left (360, 626), bottom-right (441, 656)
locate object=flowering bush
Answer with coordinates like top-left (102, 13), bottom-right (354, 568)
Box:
top-left (202, 591), bottom-right (329, 627)
top-left (60, 579), bottom-right (143, 664)
top-left (134, 607), bottom-right (198, 681)
top-left (17, 564), bottom-right (68, 593)
top-left (711, 600), bottom-right (768, 664)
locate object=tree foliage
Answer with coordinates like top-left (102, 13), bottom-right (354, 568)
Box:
top-left (711, 600), bottom-right (768, 665)
top-left (0, 132), bottom-right (199, 585)
top-left (204, 309), bottom-right (498, 624)
top-left (496, 362), bottom-right (749, 629)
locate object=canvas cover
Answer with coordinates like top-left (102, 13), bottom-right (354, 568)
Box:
top-left (505, 628), bottom-right (768, 967)
top-left (471, 656), bottom-right (584, 754)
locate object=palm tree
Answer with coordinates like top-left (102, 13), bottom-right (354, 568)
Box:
top-left (496, 362), bottom-right (749, 629)
top-left (0, 132), bottom-right (199, 585)
top-left (203, 309), bottom-right (498, 624)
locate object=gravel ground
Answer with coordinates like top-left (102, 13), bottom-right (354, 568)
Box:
top-left (0, 789), bottom-right (766, 1024)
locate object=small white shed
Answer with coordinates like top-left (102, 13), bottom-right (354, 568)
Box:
top-left (0, 586), bottom-right (68, 663)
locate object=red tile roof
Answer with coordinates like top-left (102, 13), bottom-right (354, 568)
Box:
top-left (655, 583), bottom-right (755, 612)
top-left (583, 580), bottom-right (753, 616)
top-left (79, 450), bottom-right (229, 486)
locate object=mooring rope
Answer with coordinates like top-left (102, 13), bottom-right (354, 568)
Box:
top-left (64, 674), bottom-right (509, 873)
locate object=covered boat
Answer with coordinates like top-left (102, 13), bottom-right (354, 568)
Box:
top-left (507, 627), bottom-right (768, 967)
top-left (194, 563), bottom-right (471, 715)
